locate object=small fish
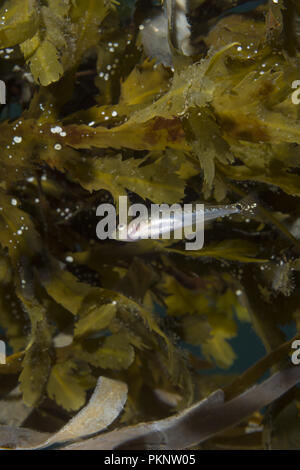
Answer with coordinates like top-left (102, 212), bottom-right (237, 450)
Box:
top-left (114, 199), bottom-right (257, 242)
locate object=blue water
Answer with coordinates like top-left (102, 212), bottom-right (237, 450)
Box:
top-left (220, 0), bottom-right (268, 18)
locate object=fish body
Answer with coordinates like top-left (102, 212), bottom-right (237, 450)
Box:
top-left (114, 199), bottom-right (257, 242)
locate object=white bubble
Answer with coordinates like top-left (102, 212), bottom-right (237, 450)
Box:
top-left (51, 126), bottom-right (63, 134)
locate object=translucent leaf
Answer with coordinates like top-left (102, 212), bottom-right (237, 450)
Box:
top-left (76, 334), bottom-right (135, 370)
top-left (69, 0), bottom-right (111, 66)
top-left (74, 303), bottom-right (117, 339)
top-left (21, 37), bottom-right (64, 86)
top-left (213, 66), bottom-right (300, 145)
top-left (47, 0), bottom-right (71, 17)
top-left (162, 275), bottom-right (210, 317)
top-left (47, 360), bottom-right (95, 411)
top-left (202, 330), bottom-right (237, 370)
top-left (0, 0), bottom-right (38, 48)
top-left (165, 239), bottom-right (268, 263)
top-left (17, 0), bottom-right (111, 86)
top-left (66, 154), bottom-right (186, 203)
top-left (185, 108), bottom-right (234, 188)
top-left (56, 118), bottom-right (188, 151)
top-left (120, 60), bottom-right (171, 107)
top-left (18, 300), bottom-right (52, 407)
top-left (0, 190), bottom-right (42, 262)
top-left (43, 270), bottom-right (92, 316)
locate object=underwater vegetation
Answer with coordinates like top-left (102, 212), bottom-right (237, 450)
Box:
top-left (0, 0), bottom-right (300, 450)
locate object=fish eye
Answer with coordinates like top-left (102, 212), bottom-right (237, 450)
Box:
top-left (118, 223), bottom-right (125, 231)
top-left (235, 203), bottom-right (242, 211)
